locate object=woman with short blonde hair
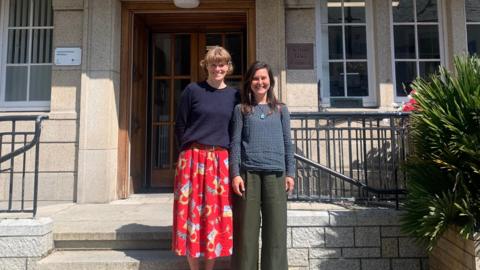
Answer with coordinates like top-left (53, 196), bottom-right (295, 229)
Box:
top-left (172, 46), bottom-right (239, 270)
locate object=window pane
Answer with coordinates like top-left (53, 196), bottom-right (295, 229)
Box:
top-left (174, 80), bottom-right (190, 120)
top-left (395, 61), bottom-right (416, 96)
top-left (8, 0), bottom-right (30, 27)
top-left (328, 26), bottom-right (343, 59)
top-left (329, 62), bottom-right (345, 96)
top-left (392, 0), bottom-right (414, 23)
top-left (394, 26), bottom-right (415, 59)
top-left (418, 25), bottom-right (440, 58)
top-left (419, 61), bottom-right (440, 78)
top-left (346, 62), bottom-right (368, 96)
top-left (345, 26), bottom-right (366, 59)
top-left (466, 0), bottom-right (480, 22)
top-left (344, 0), bottom-right (366, 23)
top-left (153, 80), bottom-right (170, 122)
top-left (174, 35), bottom-right (190, 76)
top-left (327, 0), bottom-right (342, 23)
top-left (5, 66), bottom-right (28, 101)
top-left (154, 34), bottom-right (171, 76)
top-left (7, 29), bottom-right (29, 63)
top-left (416, 0), bottom-right (438, 22)
top-left (206, 34), bottom-right (222, 47)
top-left (33, 0), bottom-right (53, 26)
top-left (467, 25), bottom-right (480, 55)
top-left (225, 34), bottom-right (243, 76)
top-left (31, 29), bottom-right (53, 63)
top-left (29, 65), bottom-right (52, 101)
top-left (153, 125), bottom-right (170, 169)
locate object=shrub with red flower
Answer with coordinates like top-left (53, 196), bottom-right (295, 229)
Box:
top-left (401, 89), bottom-right (417, 112)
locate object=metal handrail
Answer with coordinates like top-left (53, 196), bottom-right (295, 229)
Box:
top-left (0, 115), bottom-right (48, 216)
top-left (289, 112), bottom-right (410, 208)
top-left (294, 153), bottom-right (407, 195)
top-left (0, 115), bottom-right (48, 163)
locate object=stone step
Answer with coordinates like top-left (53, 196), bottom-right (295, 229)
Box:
top-left (54, 227), bottom-right (172, 250)
top-left (38, 250), bottom-right (231, 270)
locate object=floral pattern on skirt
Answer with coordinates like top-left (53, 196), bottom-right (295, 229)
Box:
top-left (172, 146), bottom-right (233, 259)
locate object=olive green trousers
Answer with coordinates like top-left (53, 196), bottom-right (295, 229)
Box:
top-left (231, 170), bottom-right (288, 270)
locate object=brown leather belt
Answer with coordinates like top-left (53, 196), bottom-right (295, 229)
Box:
top-left (190, 142), bottom-right (227, 152)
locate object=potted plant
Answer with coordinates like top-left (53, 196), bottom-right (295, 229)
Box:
top-left (401, 55), bottom-right (480, 269)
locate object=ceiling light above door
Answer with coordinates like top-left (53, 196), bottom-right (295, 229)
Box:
top-left (174, 0), bottom-right (200, 8)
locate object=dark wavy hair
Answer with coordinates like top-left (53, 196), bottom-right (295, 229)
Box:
top-left (241, 61), bottom-right (282, 115)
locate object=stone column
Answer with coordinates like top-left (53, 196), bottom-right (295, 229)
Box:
top-left (373, 0), bottom-right (395, 110)
top-left (256, 0), bottom-right (286, 102)
top-left (444, 0), bottom-right (468, 71)
top-left (77, 0), bottom-right (122, 203)
top-left (0, 218), bottom-right (53, 269)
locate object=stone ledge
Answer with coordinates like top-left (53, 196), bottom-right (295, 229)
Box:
top-left (287, 210), bottom-right (329, 226)
top-left (0, 218), bottom-right (53, 236)
top-left (329, 209), bottom-right (401, 226)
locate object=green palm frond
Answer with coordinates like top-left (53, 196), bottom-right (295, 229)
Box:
top-left (401, 55), bottom-right (480, 250)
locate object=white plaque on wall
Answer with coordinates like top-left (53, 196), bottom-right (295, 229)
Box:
top-left (54, 48), bottom-right (82, 66)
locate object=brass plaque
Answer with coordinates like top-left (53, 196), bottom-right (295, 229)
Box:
top-left (287, 43), bottom-right (314, 70)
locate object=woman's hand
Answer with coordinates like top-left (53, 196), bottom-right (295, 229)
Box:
top-left (285, 176), bottom-right (295, 194)
top-left (232, 176), bottom-right (245, 196)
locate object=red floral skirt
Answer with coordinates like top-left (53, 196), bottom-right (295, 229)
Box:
top-left (172, 145), bottom-right (233, 259)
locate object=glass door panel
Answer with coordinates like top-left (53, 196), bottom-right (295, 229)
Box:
top-left (150, 33), bottom-right (192, 188)
top-left (149, 31), bottom-right (246, 189)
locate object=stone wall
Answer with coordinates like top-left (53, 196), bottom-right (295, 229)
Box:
top-left (286, 208), bottom-right (428, 270)
top-left (430, 228), bottom-right (480, 270)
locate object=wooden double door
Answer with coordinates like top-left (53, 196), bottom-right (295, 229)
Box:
top-left (120, 3), bottom-right (255, 198)
top-left (132, 31), bottom-right (246, 191)
top-left (147, 32), bottom-right (246, 189)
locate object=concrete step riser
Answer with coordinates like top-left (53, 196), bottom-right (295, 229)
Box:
top-left (39, 262), bottom-right (230, 270)
top-left (39, 263), bottom-right (230, 270)
top-left (55, 239), bottom-right (172, 250)
top-left (38, 250), bottom-right (231, 270)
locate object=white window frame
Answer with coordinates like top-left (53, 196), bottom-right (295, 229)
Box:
top-left (315, 0), bottom-right (377, 108)
top-left (465, 0), bottom-right (480, 55)
top-left (0, 0), bottom-right (52, 111)
top-left (390, 0), bottom-right (445, 103)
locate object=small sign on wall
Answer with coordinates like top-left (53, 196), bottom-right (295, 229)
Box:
top-left (287, 43), bottom-right (314, 70)
top-left (54, 48), bottom-right (82, 66)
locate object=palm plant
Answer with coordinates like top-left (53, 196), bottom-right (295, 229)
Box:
top-left (401, 55), bottom-right (480, 251)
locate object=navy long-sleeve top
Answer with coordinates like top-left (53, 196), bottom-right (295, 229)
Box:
top-left (175, 81), bottom-right (239, 150)
top-left (229, 104), bottom-right (296, 178)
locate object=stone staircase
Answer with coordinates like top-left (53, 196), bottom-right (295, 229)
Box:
top-left (38, 227), bottom-right (229, 270)
top-left (36, 196), bottom-right (230, 270)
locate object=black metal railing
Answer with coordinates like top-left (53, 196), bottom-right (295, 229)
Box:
top-left (289, 112), bottom-right (410, 208)
top-left (0, 115), bottom-right (48, 216)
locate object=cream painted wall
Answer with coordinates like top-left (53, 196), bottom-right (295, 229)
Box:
top-left (285, 8), bottom-right (318, 112)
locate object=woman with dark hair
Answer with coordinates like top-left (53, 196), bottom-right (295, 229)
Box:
top-left (173, 46), bottom-right (239, 270)
top-left (229, 61), bottom-right (295, 270)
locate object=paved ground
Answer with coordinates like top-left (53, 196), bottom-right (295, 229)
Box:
top-left (35, 194), bottom-right (175, 236)
top-left (0, 193), bottom-right (346, 235)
